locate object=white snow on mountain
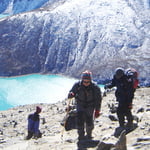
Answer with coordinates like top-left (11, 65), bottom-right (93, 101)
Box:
top-left (0, 0), bottom-right (150, 85)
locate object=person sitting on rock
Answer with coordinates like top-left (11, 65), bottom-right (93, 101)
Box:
top-left (68, 70), bottom-right (102, 141)
top-left (104, 67), bottom-right (135, 129)
top-left (26, 106), bottom-right (42, 140)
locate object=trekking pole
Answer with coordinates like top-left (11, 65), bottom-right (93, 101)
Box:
top-left (61, 97), bottom-right (73, 143)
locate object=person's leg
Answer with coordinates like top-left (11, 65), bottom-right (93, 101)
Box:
top-left (86, 125), bottom-right (93, 139)
top-left (117, 106), bottom-right (125, 127)
top-left (85, 107), bottom-right (94, 139)
top-left (27, 117), bottom-right (34, 140)
top-left (77, 111), bottom-right (85, 140)
top-left (126, 109), bottom-right (133, 128)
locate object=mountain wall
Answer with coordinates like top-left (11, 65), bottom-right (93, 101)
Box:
top-left (0, 0), bottom-right (150, 85)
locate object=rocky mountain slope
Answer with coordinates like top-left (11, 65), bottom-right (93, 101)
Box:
top-left (0, 87), bottom-right (149, 150)
top-left (0, 0), bottom-right (150, 85)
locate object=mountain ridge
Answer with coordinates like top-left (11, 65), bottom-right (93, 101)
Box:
top-left (0, 0), bottom-right (150, 85)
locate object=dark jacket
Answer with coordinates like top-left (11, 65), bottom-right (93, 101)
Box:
top-left (106, 75), bottom-right (135, 105)
top-left (69, 81), bottom-right (102, 111)
top-left (28, 112), bottom-right (40, 135)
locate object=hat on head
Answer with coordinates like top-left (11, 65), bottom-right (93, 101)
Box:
top-left (82, 70), bottom-right (92, 80)
top-left (115, 67), bottom-right (125, 79)
top-left (36, 106), bottom-right (42, 113)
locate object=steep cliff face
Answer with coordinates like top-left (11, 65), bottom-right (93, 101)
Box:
top-left (0, 0), bottom-right (150, 85)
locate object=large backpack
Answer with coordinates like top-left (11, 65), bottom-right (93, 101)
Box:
top-left (61, 99), bottom-right (77, 131)
top-left (61, 109), bottom-right (77, 131)
top-left (125, 68), bottom-right (139, 89)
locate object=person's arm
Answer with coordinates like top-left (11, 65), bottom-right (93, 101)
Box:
top-left (95, 86), bottom-right (102, 111)
top-left (104, 77), bottom-right (116, 89)
top-left (94, 84), bottom-right (102, 118)
top-left (68, 82), bottom-right (80, 98)
top-left (28, 114), bottom-right (34, 132)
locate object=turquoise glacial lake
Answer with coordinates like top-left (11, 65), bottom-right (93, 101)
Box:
top-left (0, 74), bottom-right (104, 111)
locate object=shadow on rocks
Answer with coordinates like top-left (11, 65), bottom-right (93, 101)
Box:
top-left (96, 130), bottom-right (127, 150)
top-left (114, 123), bottom-right (138, 138)
top-left (77, 139), bottom-right (100, 150)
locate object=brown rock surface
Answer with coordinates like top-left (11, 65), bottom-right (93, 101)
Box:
top-left (0, 87), bottom-right (149, 150)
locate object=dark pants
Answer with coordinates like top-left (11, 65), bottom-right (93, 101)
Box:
top-left (117, 105), bottom-right (133, 127)
top-left (77, 105), bottom-right (94, 139)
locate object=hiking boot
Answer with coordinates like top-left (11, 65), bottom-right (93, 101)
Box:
top-left (25, 135), bottom-right (32, 140)
top-left (25, 131), bottom-right (33, 140)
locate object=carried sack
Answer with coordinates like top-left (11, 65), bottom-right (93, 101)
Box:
top-left (61, 105), bottom-right (78, 131)
top-left (126, 68), bottom-right (139, 89)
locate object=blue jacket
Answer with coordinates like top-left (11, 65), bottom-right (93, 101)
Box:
top-left (28, 112), bottom-right (40, 135)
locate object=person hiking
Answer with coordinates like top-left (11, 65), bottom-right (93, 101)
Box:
top-left (68, 70), bottom-right (102, 141)
top-left (104, 67), bottom-right (136, 129)
top-left (26, 106), bottom-right (42, 140)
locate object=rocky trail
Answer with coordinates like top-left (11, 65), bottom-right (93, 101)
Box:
top-left (0, 87), bottom-right (150, 150)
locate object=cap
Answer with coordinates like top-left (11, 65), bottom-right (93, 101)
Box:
top-left (82, 70), bottom-right (92, 80)
top-left (115, 67), bottom-right (124, 79)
